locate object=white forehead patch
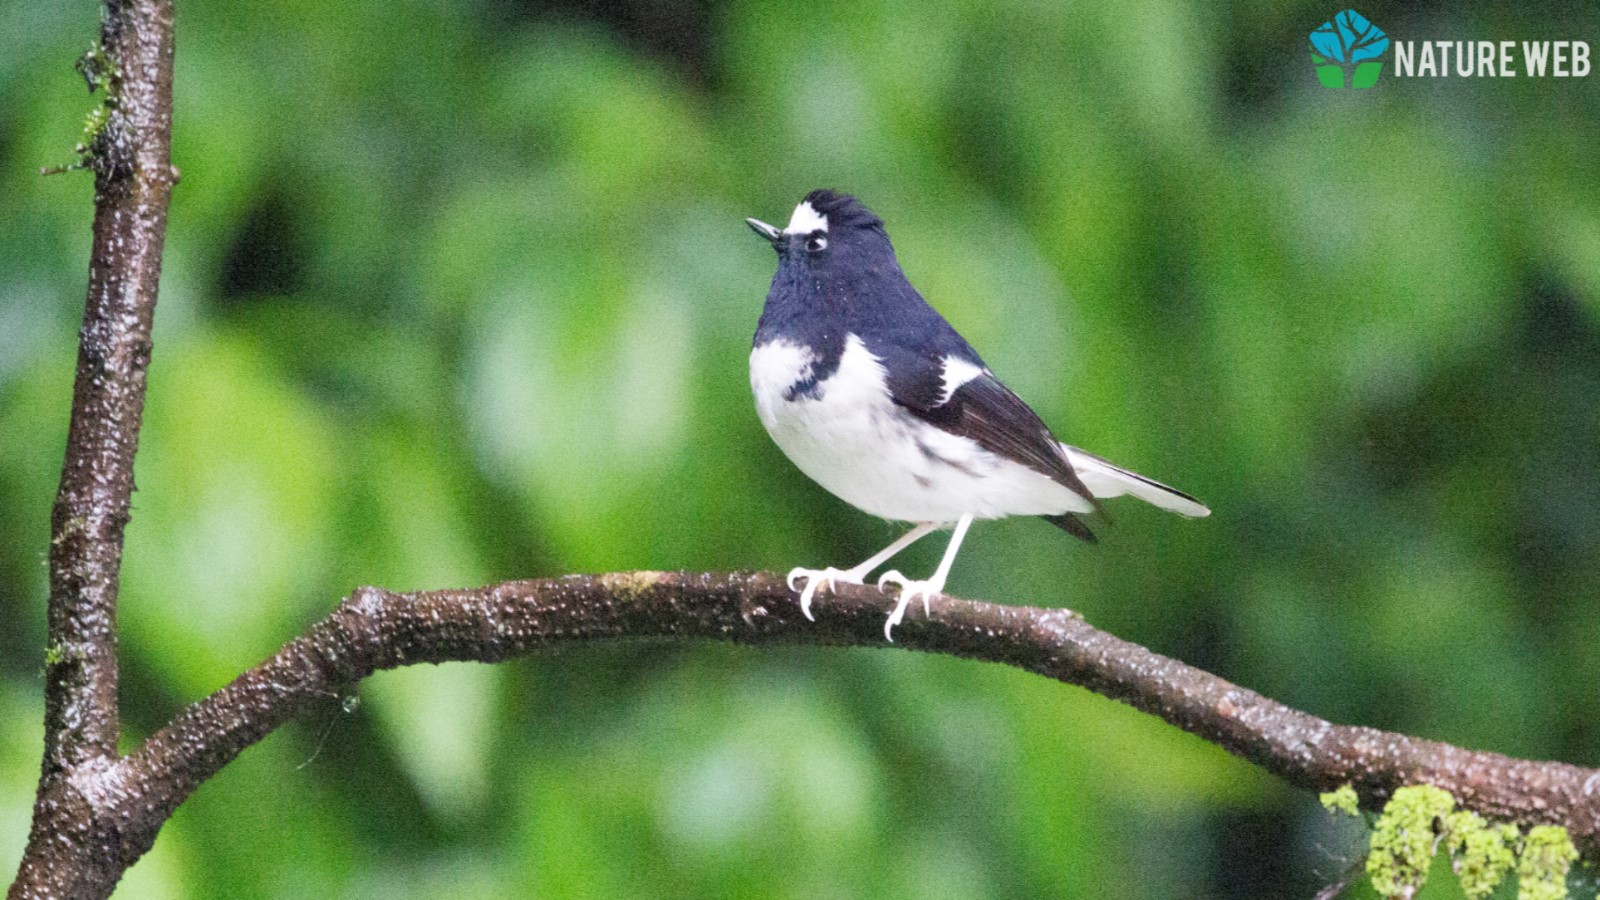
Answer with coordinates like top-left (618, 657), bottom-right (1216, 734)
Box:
top-left (784, 201), bottom-right (828, 234)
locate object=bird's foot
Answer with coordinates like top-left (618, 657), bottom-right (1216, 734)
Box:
top-left (786, 566), bottom-right (867, 620)
top-left (875, 570), bottom-right (946, 642)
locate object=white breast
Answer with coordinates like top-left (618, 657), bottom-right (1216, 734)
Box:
top-left (750, 334), bottom-right (1091, 522)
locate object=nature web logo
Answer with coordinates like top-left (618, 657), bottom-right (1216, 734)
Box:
top-left (1310, 10), bottom-right (1390, 88)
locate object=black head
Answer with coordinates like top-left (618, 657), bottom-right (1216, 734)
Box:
top-left (749, 190), bottom-right (952, 350)
top-left (745, 189), bottom-right (890, 270)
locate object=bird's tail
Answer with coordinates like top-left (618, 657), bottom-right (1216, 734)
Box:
top-left (1061, 445), bottom-right (1211, 518)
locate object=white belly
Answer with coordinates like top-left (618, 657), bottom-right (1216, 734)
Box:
top-left (750, 335), bottom-right (1089, 522)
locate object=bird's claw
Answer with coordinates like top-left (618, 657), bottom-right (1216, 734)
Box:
top-left (786, 567), bottom-right (861, 620)
top-left (875, 571), bottom-right (942, 642)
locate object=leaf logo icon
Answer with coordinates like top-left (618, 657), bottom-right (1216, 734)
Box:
top-left (1310, 10), bottom-right (1390, 89)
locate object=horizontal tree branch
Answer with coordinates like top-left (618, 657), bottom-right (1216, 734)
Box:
top-left (19, 2), bottom-right (1596, 898)
top-left (42, 570), bottom-right (1594, 891)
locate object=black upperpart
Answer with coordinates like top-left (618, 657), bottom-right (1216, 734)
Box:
top-left (751, 190), bottom-right (969, 362)
top-left (747, 190), bottom-right (1101, 539)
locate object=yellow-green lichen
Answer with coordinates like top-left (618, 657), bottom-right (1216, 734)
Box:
top-left (1321, 784), bottom-right (1360, 817)
top-left (44, 41), bottom-right (120, 173)
top-left (80, 104), bottom-right (110, 149)
top-left (51, 514), bottom-right (87, 545)
top-left (1346, 785), bottom-right (1578, 900)
top-left (598, 571), bottom-right (666, 601)
top-left (1367, 785), bottom-right (1456, 898)
top-left (1516, 825), bottom-right (1577, 900)
top-left (1444, 810), bottom-right (1518, 900)
top-left (75, 41), bottom-right (114, 92)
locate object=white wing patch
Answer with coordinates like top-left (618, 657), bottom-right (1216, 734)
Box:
top-left (784, 200), bottom-right (828, 234)
top-left (936, 356), bottom-right (986, 406)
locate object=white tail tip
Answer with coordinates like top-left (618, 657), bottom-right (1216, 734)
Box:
top-left (1063, 445), bottom-right (1211, 518)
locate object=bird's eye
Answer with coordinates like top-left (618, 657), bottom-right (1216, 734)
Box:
top-left (806, 234), bottom-right (827, 253)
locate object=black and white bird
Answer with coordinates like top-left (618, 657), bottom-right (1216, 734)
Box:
top-left (746, 190), bottom-right (1209, 640)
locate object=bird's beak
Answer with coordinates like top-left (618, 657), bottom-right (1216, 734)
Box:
top-left (745, 218), bottom-right (782, 244)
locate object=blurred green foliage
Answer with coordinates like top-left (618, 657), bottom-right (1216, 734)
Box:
top-left (3, 0), bottom-right (1599, 896)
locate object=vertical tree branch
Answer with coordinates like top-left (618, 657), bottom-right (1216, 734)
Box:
top-left (12, 0), bottom-right (175, 896)
top-left (43, 0), bottom-right (174, 772)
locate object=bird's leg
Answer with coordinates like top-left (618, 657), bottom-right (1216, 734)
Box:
top-left (877, 514), bottom-right (975, 642)
top-left (787, 522), bottom-right (942, 620)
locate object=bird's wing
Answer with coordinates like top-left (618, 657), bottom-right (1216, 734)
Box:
top-left (876, 341), bottom-right (1099, 511)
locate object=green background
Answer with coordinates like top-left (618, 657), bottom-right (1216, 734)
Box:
top-left (3, 0), bottom-right (1598, 896)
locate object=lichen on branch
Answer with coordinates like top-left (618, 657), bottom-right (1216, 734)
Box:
top-left (1326, 782), bottom-right (1576, 900)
